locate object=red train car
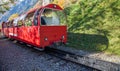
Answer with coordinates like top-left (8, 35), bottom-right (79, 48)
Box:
top-left (2, 4), bottom-right (67, 50)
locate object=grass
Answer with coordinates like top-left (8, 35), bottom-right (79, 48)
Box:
top-left (66, 32), bottom-right (120, 56)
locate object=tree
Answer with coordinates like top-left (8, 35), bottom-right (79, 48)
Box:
top-left (64, 0), bottom-right (120, 55)
top-left (0, 0), bottom-right (16, 14)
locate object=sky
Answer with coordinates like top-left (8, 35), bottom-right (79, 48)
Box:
top-left (0, 0), bottom-right (53, 22)
top-left (0, 0), bottom-right (38, 23)
top-left (1, 0), bottom-right (23, 2)
top-left (0, 0), bottom-right (24, 16)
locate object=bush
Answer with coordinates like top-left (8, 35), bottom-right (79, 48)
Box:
top-left (64, 0), bottom-right (120, 55)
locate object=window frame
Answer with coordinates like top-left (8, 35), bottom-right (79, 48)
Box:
top-left (39, 8), bottom-right (66, 26)
top-left (24, 12), bottom-right (35, 27)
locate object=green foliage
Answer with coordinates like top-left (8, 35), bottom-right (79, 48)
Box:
top-left (67, 33), bottom-right (109, 52)
top-left (64, 0), bottom-right (120, 55)
top-left (0, 0), bottom-right (15, 14)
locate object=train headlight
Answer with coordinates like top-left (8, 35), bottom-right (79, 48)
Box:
top-left (44, 37), bottom-right (48, 41)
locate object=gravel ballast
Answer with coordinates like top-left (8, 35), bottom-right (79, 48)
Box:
top-left (57, 46), bottom-right (120, 64)
top-left (0, 39), bottom-right (94, 71)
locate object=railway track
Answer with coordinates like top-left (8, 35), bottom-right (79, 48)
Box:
top-left (45, 47), bottom-right (120, 71)
top-left (6, 38), bottom-right (95, 71)
top-left (11, 39), bottom-right (100, 71)
top-left (5, 38), bottom-right (120, 71)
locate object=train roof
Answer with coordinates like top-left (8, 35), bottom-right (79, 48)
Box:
top-left (26, 4), bottom-right (63, 14)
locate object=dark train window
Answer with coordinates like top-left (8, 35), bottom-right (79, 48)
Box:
top-left (33, 16), bottom-right (38, 26)
top-left (33, 9), bottom-right (41, 26)
top-left (33, 10), bottom-right (39, 26)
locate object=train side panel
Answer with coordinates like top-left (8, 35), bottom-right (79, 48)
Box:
top-left (8, 27), bottom-right (14, 38)
top-left (3, 28), bottom-right (9, 37)
top-left (16, 26), bottom-right (40, 47)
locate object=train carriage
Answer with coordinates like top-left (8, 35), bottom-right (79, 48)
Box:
top-left (2, 4), bottom-right (67, 50)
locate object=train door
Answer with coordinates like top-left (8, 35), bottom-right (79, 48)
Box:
top-left (33, 9), bottom-right (47, 48)
top-left (32, 10), bottom-right (41, 46)
top-left (17, 15), bottom-right (25, 40)
top-left (23, 11), bottom-right (40, 46)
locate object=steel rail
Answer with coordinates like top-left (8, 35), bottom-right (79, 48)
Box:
top-left (45, 47), bottom-right (101, 71)
top-left (45, 47), bottom-right (120, 71)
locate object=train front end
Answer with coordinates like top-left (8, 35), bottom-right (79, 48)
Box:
top-left (38, 4), bottom-right (67, 48)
